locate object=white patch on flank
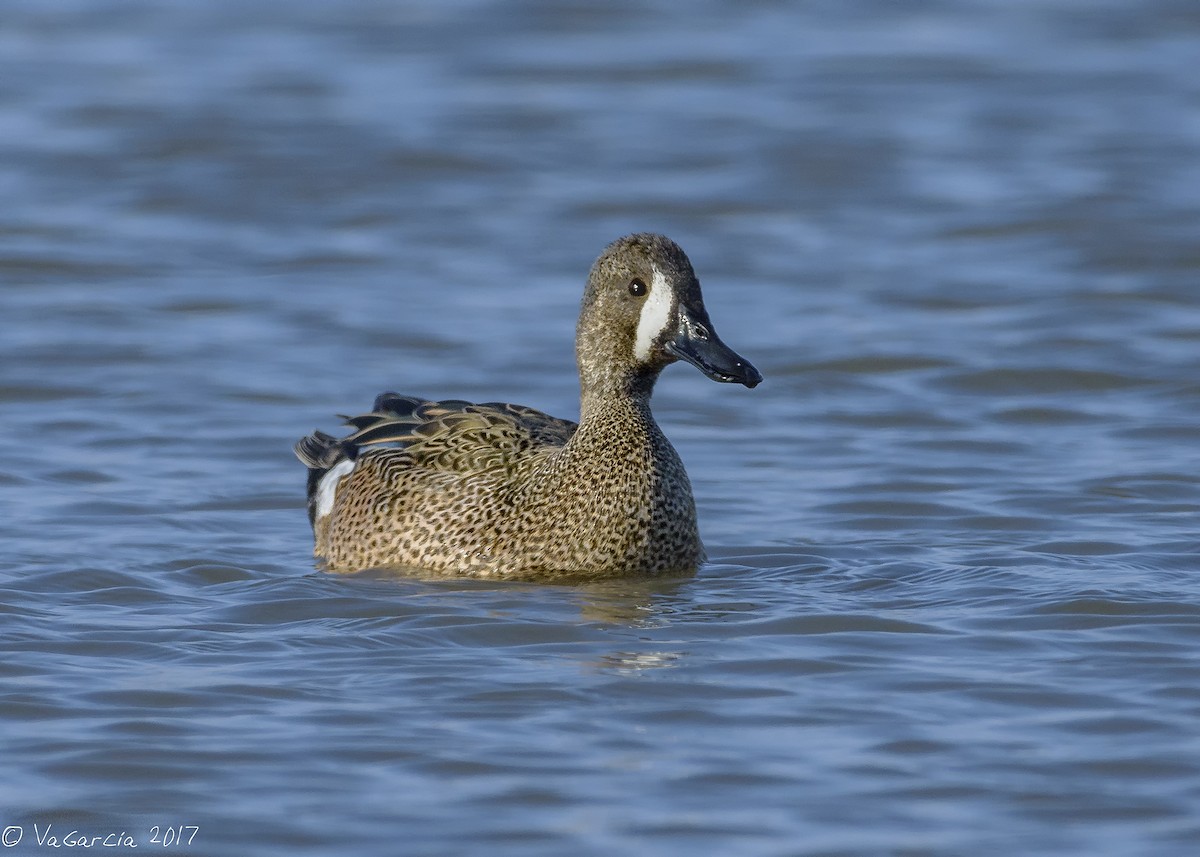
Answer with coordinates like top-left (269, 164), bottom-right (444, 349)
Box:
top-left (314, 459), bottom-right (356, 521)
top-left (634, 267), bottom-right (674, 362)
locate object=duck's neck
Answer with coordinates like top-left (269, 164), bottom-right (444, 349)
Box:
top-left (577, 370), bottom-right (660, 425)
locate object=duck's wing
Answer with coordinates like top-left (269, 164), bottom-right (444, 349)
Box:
top-left (294, 392), bottom-right (577, 477)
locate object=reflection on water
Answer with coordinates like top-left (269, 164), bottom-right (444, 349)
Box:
top-left (592, 650), bottom-right (684, 675)
top-left (570, 578), bottom-right (696, 627)
top-left (2, 0), bottom-right (1200, 855)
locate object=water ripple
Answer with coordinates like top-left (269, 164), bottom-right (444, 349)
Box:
top-left (3, 1), bottom-right (1200, 854)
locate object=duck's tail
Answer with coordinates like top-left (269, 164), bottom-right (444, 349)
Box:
top-left (294, 393), bottom-right (425, 528)
top-left (293, 430), bottom-right (357, 528)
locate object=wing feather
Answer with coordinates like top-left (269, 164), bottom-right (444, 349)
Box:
top-left (294, 392), bottom-right (577, 481)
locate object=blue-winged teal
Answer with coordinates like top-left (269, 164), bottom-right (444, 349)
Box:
top-left (295, 233), bottom-right (761, 580)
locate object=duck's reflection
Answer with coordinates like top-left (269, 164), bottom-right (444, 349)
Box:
top-left (568, 576), bottom-right (696, 674)
top-left (592, 649), bottom-right (683, 673)
top-left (349, 565), bottom-right (710, 674)
top-left (570, 575), bottom-right (695, 627)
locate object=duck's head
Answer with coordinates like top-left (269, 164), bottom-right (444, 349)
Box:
top-left (577, 233), bottom-right (762, 395)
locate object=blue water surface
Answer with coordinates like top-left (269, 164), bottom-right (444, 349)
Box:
top-left (2, 1), bottom-right (1199, 855)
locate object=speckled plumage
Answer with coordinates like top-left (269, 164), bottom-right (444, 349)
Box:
top-left (295, 233), bottom-right (761, 580)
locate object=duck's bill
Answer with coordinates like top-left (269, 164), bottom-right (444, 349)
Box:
top-left (666, 313), bottom-right (762, 388)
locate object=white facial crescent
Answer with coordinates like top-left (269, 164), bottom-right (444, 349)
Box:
top-left (634, 267), bottom-right (674, 362)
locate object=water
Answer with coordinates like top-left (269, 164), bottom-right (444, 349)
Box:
top-left (2, 1), bottom-right (1199, 854)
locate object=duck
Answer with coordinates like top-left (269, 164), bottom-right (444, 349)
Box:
top-left (294, 233), bottom-right (761, 580)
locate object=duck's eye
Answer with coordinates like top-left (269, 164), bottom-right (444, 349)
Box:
top-left (628, 278), bottom-right (647, 297)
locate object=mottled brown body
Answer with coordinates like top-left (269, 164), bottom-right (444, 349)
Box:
top-left (316, 396), bottom-right (699, 579)
top-left (296, 233), bottom-right (760, 581)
